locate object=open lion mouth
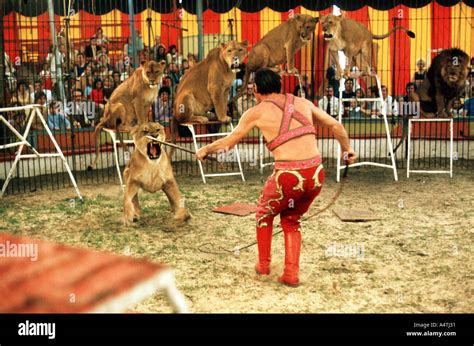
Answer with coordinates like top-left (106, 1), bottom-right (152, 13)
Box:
top-left (448, 73), bottom-right (459, 82)
top-left (147, 142), bottom-right (162, 160)
top-left (323, 32), bottom-right (333, 40)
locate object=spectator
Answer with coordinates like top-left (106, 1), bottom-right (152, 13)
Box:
top-left (120, 64), bottom-right (134, 82)
top-left (97, 53), bottom-right (114, 72)
top-left (11, 80), bottom-right (32, 106)
top-left (154, 43), bottom-right (167, 63)
top-left (465, 71), bottom-right (474, 99)
top-left (413, 59), bottom-right (426, 87)
top-left (68, 89), bottom-right (91, 128)
top-left (30, 80), bottom-right (52, 105)
top-left (463, 88), bottom-right (474, 117)
top-left (76, 64), bottom-right (92, 93)
top-left (46, 45), bottom-right (65, 83)
top-left (33, 91), bottom-right (48, 129)
top-left (181, 59), bottom-right (190, 75)
top-left (90, 79), bottom-right (105, 107)
top-left (342, 78), bottom-right (355, 113)
top-left (348, 98), bottom-right (364, 118)
top-left (169, 63), bottom-right (182, 87)
top-left (166, 45), bottom-right (183, 66)
top-left (85, 37), bottom-right (102, 62)
top-left (93, 27), bottom-right (110, 47)
top-left (318, 85), bottom-right (339, 118)
top-left (372, 85), bottom-right (398, 118)
top-left (4, 52), bottom-right (16, 92)
top-left (112, 71), bottom-right (122, 88)
top-left (236, 83), bottom-right (257, 117)
top-left (48, 101), bottom-right (71, 130)
top-left (154, 86), bottom-right (173, 126)
top-left (400, 82), bottom-right (419, 117)
top-left (103, 77), bottom-right (114, 102)
top-left (98, 64), bottom-right (110, 79)
top-left (84, 75), bottom-right (94, 99)
top-left (450, 98), bottom-right (463, 117)
top-left (39, 62), bottom-right (53, 90)
top-left (354, 88), bottom-right (370, 117)
top-left (74, 53), bottom-right (88, 78)
top-left (326, 64), bottom-right (339, 97)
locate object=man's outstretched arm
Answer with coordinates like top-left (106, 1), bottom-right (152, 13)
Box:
top-left (196, 109), bottom-right (257, 161)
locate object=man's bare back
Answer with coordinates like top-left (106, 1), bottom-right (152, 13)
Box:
top-left (253, 94), bottom-right (320, 161)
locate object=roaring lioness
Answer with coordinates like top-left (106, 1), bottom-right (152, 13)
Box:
top-left (90, 60), bottom-right (166, 169)
top-left (123, 122), bottom-right (190, 226)
top-left (173, 40), bottom-right (248, 125)
top-left (320, 14), bottom-right (415, 79)
top-left (242, 14), bottom-right (318, 89)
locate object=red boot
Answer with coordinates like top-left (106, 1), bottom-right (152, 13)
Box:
top-left (255, 227), bottom-right (272, 275)
top-left (278, 231), bottom-right (301, 287)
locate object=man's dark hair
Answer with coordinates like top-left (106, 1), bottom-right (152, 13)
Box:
top-left (254, 68), bottom-right (281, 95)
top-left (159, 86), bottom-right (171, 97)
top-left (34, 91), bottom-right (46, 102)
top-left (345, 78), bottom-right (354, 85)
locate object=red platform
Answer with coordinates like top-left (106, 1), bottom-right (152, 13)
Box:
top-left (0, 233), bottom-right (188, 313)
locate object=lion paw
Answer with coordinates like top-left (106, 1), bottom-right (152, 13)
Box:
top-left (217, 116), bottom-right (232, 123)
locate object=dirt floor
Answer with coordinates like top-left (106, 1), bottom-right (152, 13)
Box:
top-left (0, 167), bottom-right (473, 313)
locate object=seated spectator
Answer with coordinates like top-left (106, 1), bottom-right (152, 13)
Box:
top-left (85, 37), bottom-right (102, 62)
top-left (29, 80), bottom-right (52, 105)
top-left (413, 59), bottom-right (426, 87)
top-left (103, 77), bottom-right (114, 102)
top-left (326, 64), bottom-right (339, 97)
top-left (32, 91), bottom-right (48, 130)
top-left (84, 76), bottom-right (94, 99)
top-left (112, 71), bottom-right (121, 88)
top-left (39, 63), bottom-right (53, 90)
top-left (48, 101), bottom-right (71, 130)
top-left (342, 78), bottom-right (355, 114)
top-left (98, 64), bottom-right (110, 79)
top-left (76, 64), bottom-right (92, 93)
top-left (465, 71), bottom-right (474, 99)
top-left (120, 64), bottom-right (134, 82)
top-left (97, 53), bottom-right (114, 72)
top-left (348, 98), bottom-right (364, 118)
top-left (154, 86), bottom-right (173, 126)
top-left (93, 27), bottom-right (110, 47)
top-left (371, 85), bottom-right (398, 118)
top-left (236, 83), bottom-right (257, 117)
top-left (68, 89), bottom-right (91, 128)
top-left (463, 89), bottom-right (474, 117)
top-left (154, 43), bottom-right (167, 63)
top-left (181, 59), bottom-right (190, 75)
top-left (166, 45), bottom-right (183, 66)
top-left (74, 53), bottom-right (88, 78)
top-left (12, 80), bottom-right (32, 106)
top-left (450, 98), bottom-right (463, 117)
top-left (318, 85), bottom-right (339, 118)
top-left (169, 63), bottom-right (182, 87)
top-left (90, 79), bottom-right (105, 108)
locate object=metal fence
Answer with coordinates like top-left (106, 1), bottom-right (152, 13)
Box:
top-left (0, 0), bottom-right (473, 195)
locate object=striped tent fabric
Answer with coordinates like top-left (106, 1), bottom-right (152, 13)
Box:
top-left (2, 3), bottom-right (473, 95)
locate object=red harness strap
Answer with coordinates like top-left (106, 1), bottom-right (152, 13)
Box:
top-left (264, 94), bottom-right (316, 151)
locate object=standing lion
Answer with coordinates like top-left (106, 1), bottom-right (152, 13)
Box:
top-left (242, 14), bottom-right (318, 89)
top-left (320, 14), bottom-right (415, 79)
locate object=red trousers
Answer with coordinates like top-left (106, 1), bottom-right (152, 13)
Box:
top-left (255, 156), bottom-right (325, 284)
top-left (256, 157), bottom-right (325, 232)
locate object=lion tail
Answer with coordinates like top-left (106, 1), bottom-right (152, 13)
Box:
top-left (373, 26), bottom-right (416, 40)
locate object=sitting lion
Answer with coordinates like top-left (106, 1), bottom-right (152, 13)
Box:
top-left (242, 14), bottom-right (318, 89)
top-left (173, 40), bottom-right (248, 125)
top-left (320, 14), bottom-right (415, 79)
top-left (411, 48), bottom-right (469, 118)
top-left (123, 122), bottom-right (190, 226)
top-left (90, 60), bottom-right (166, 169)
